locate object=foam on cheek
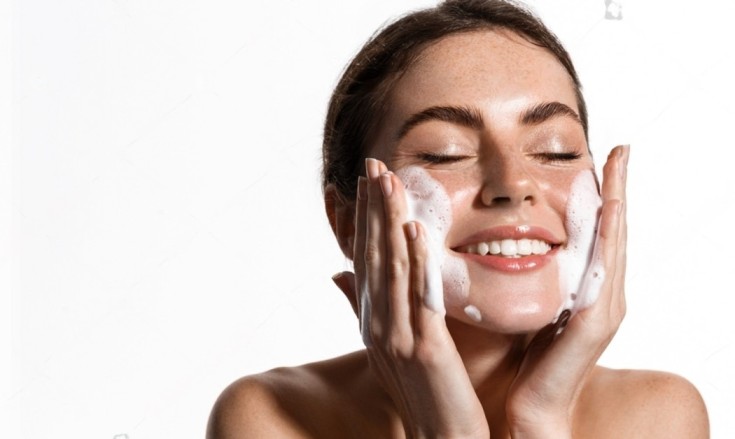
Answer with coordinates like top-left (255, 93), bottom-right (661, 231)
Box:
top-left (396, 167), bottom-right (470, 315)
top-left (556, 170), bottom-right (604, 314)
top-left (463, 305), bottom-right (482, 322)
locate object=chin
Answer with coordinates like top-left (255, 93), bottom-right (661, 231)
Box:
top-left (446, 283), bottom-right (563, 334)
top-left (475, 303), bottom-right (560, 334)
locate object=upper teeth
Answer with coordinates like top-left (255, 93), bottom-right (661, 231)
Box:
top-left (459, 239), bottom-right (552, 257)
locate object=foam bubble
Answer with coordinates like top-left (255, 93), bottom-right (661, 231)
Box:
top-left (556, 170), bottom-right (604, 314)
top-left (464, 305), bottom-right (482, 322)
top-left (395, 167), bottom-right (470, 313)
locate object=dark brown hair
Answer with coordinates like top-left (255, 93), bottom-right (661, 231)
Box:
top-left (322, 0), bottom-right (587, 200)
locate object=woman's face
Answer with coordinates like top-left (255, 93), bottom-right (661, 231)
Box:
top-left (368, 30), bottom-right (595, 333)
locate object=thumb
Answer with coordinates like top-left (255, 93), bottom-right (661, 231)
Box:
top-left (332, 271), bottom-right (358, 317)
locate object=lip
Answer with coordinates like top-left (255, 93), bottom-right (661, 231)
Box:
top-left (456, 248), bottom-right (557, 272)
top-left (450, 225), bottom-right (562, 273)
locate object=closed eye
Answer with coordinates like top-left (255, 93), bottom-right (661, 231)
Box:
top-left (418, 152), bottom-right (471, 164)
top-left (533, 152), bottom-right (582, 163)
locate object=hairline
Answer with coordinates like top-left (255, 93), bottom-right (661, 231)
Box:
top-left (361, 27), bottom-right (587, 164)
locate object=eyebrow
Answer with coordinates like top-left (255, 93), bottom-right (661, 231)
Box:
top-left (396, 101), bottom-right (582, 140)
top-left (396, 105), bottom-right (484, 140)
top-left (519, 101), bottom-right (582, 127)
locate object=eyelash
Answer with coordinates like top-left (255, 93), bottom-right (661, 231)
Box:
top-left (533, 152), bottom-right (582, 163)
top-left (417, 151), bottom-right (582, 165)
top-left (417, 152), bottom-right (469, 164)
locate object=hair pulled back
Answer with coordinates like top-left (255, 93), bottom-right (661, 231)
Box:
top-left (322, 0), bottom-right (587, 200)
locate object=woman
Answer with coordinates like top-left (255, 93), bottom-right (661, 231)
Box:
top-left (208, 1), bottom-right (709, 437)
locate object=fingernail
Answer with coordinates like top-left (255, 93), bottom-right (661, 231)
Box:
top-left (405, 221), bottom-right (418, 241)
top-left (365, 158), bottom-right (380, 179)
top-left (357, 176), bottom-right (367, 200)
top-left (379, 172), bottom-right (393, 197)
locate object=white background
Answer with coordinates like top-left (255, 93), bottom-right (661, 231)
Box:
top-left (3, 0), bottom-right (735, 437)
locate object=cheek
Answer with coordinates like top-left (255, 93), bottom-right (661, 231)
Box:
top-left (395, 165), bottom-right (599, 327)
top-left (395, 167), bottom-right (471, 311)
top-left (440, 254), bottom-right (471, 310)
top-left (556, 170), bottom-right (603, 312)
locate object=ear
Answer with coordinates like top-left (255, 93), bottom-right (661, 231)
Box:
top-left (324, 183), bottom-right (355, 261)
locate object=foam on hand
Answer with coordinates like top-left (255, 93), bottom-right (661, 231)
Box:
top-left (359, 277), bottom-right (373, 347)
top-left (396, 167), bottom-right (471, 316)
top-left (556, 170), bottom-right (604, 314)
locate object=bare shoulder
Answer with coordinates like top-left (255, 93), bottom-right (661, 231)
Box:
top-left (206, 351), bottom-right (384, 439)
top-left (577, 366), bottom-right (710, 438)
top-left (206, 368), bottom-right (308, 439)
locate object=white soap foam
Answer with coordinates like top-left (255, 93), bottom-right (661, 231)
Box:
top-left (464, 305), bottom-right (482, 322)
top-left (396, 166), bottom-right (470, 314)
top-left (359, 277), bottom-right (373, 347)
top-left (577, 255), bottom-right (605, 310)
top-left (556, 170), bottom-right (604, 315)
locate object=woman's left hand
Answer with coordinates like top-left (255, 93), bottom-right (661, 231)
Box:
top-left (505, 145), bottom-right (630, 438)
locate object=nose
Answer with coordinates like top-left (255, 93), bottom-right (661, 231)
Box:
top-left (480, 154), bottom-right (540, 207)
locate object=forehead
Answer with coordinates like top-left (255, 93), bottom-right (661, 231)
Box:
top-left (371, 30), bottom-right (579, 151)
top-left (398, 29), bottom-right (576, 108)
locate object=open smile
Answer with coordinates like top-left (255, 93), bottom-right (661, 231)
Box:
top-left (456, 239), bottom-right (554, 258)
top-left (450, 225), bottom-right (562, 272)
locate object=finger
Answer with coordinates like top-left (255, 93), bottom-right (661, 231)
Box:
top-left (405, 221), bottom-right (425, 337)
top-left (405, 221), bottom-right (446, 340)
top-left (602, 145), bottom-right (630, 314)
top-left (587, 199), bottom-right (622, 311)
top-left (594, 145), bottom-right (628, 310)
top-left (365, 158), bottom-right (388, 341)
top-left (354, 176), bottom-right (368, 266)
top-left (380, 170), bottom-right (413, 338)
top-left (614, 146), bottom-right (629, 314)
top-left (354, 176), bottom-right (372, 346)
top-left (600, 145), bottom-right (626, 203)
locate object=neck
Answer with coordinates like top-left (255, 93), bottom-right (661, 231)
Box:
top-left (446, 317), bottom-right (532, 436)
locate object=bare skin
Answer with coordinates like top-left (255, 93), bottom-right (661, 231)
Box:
top-left (208, 353), bottom-right (708, 438)
top-left (207, 31), bottom-right (709, 438)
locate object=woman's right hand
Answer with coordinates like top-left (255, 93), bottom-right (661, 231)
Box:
top-left (332, 158), bottom-right (489, 439)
